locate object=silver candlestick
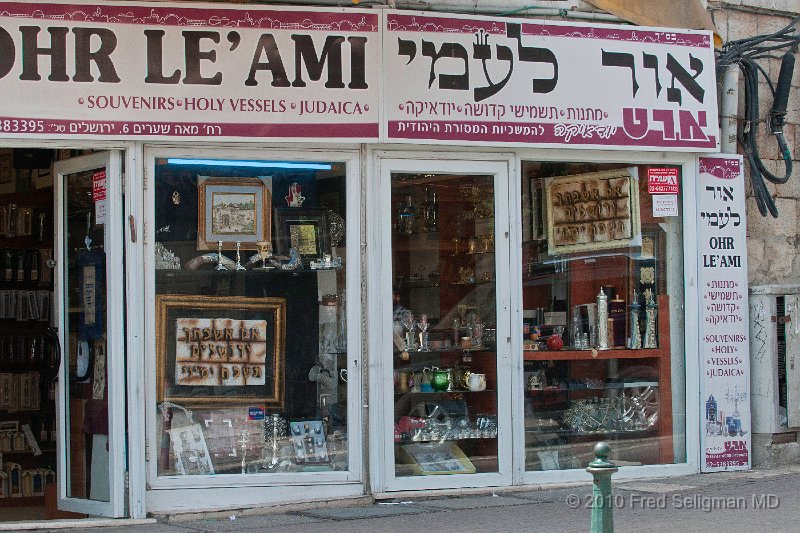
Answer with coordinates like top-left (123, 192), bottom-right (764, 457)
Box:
top-left (644, 290), bottom-right (658, 349)
top-left (215, 241), bottom-right (227, 270)
top-left (235, 241), bottom-right (246, 271)
top-left (596, 289), bottom-right (609, 350)
top-left (628, 291), bottom-right (642, 349)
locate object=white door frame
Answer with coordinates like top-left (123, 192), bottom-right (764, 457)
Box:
top-left (368, 151), bottom-right (515, 493)
top-left (54, 151), bottom-right (127, 517)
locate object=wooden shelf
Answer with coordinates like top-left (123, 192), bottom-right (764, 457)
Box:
top-left (0, 495), bottom-right (45, 506)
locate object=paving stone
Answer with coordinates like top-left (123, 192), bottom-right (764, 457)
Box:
top-left (509, 487), bottom-right (591, 504)
top-left (617, 482), bottom-right (697, 494)
top-left (298, 503), bottom-right (430, 520)
top-left (179, 513), bottom-right (323, 531)
top-left (418, 494), bottom-right (532, 510)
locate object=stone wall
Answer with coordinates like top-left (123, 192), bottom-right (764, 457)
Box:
top-left (711, 3), bottom-right (800, 286)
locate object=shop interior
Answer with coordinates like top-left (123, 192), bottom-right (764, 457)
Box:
top-left (0, 147), bottom-right (78, 521)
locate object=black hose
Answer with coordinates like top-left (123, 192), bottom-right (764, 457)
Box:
top-left (718, 18), bottom-right (799, 218)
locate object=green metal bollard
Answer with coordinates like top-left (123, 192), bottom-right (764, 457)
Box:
top-left (586, 441), bottom-right (618, 533)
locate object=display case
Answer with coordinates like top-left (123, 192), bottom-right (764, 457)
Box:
top-left (520, 161), bottom-right (683, 471)
top-left (390, 172), bottom-right (499, 476)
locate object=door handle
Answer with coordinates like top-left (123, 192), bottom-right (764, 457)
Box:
top-left (128, 214), bottom-right (137, 243)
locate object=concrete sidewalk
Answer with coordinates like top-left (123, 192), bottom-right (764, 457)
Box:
top-left (38, 466), bottom-right (800, 533)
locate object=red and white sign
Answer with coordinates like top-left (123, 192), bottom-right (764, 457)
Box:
top-left (0, 2), bottom-right (719, 149)
top-left (647, 167), bottom-right (680, 194)
top-left (697, 155), bottom-right (750, 472)
top-left (385, 12), bottom-right (719, 151)
top-left (0, 1), bottom-right (380, 141)
top-left (92, 169), bottom-right (107, 225)
top-left (92, 170), bottom-right (107, 201)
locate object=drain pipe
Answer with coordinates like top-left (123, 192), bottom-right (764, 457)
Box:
top-left (720, 65), bottom-right (740, 154)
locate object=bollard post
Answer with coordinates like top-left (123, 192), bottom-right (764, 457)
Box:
top-left (586, 441), bottom-right (618, 533)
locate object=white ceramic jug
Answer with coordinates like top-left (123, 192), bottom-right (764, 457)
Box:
top-left (467, 372), bottom-right (487, 391)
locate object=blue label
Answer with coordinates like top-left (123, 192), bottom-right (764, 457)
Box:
top-left (248, 407), bottom-right (265, 420)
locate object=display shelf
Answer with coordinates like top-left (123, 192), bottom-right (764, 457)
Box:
top-left (523, 296), bottom-right (673, 464)
top-left (0, 496), bottom-right (45, 507)
top-left (395, 435), bottom-right (497, 444)
top-left (395, 389), bottom-right (496, 396)
top-left (526, 381), bottom-right (658, 393)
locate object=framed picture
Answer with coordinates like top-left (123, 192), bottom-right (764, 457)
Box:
top-left (273, 208), bottom-right (330, 262)
top-left (398, 442), bottom-right (476, 475)
top-left (545, 167), bottom-right (640, 255)
top-left (155, 294), bottom-right (286, 408)
top-left (197, 177), bottom-right (272, 251)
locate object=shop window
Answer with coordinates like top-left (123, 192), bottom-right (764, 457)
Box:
top-left (152, 158), bottom-right (348, 476)
top-left (521, 161), bottom-right (686, 470)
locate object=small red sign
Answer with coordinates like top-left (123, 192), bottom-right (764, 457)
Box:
top-left (92, 170), bottom-right (107, 201)
top-left (647, 167), bottom-right (679, 194)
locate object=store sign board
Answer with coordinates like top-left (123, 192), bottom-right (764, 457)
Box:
top-left (385, 12), bottom-right (719, 151)
top-left (697, 155), bottom-right (751, 472)
top-left (0, 1), bottom-right (380, 141)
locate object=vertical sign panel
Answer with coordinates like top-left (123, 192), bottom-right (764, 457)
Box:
top-left (698, 155), bottom-right (751, 472)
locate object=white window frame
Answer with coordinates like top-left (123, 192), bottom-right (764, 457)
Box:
top-left (140, 145), bottom-right (364, 512)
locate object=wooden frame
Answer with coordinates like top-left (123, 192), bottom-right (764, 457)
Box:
top-left (545, 168), bottom-right (640, 255)
top-left (197, 177), bottom-right (272, 251)
top-left (273, 207), bottom-right (330, 262)
top-left (155, 294), bottom-right (286, 408)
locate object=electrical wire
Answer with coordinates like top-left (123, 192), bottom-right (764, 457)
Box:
top-left (717, 17), bottom-right (799, 217)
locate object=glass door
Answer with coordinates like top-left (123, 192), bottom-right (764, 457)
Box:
top-left (376, 157), bottom-right (512, 491)
top-left (54, 152), bottom-right (126, 517)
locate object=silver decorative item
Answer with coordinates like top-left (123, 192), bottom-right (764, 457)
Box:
top-left (596, 289), bottom-right (609, 350)
top-left (263, 414), bottom-right (287, 469)
top-left (154, 242), bottom-right (182, 270)
top-left (417, 314), bottom-right (430, 351)
top-left (628, 291), bottom-right (642, 349)
top-left (644, 290), bottom-right (658, 349)
top-left (235, 241), bottom-right (246, 271)
top-left (215, 241), bottom-right (227, 270)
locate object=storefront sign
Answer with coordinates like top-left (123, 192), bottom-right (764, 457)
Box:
top-left (647, 168), bottom-right (680, 194)
top-left (0, 3), bottom-right (718, 148)
top-left (0, 1), bottom-right (380, 141)
top-left (385, 13), bottom-right (718, 151)
top-left (698, 155), bottom-right (751, 472)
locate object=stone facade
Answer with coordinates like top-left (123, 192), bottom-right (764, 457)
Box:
top-left (711, 2), bottom-right (800, 286)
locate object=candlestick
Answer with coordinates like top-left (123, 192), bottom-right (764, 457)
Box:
top-left (596, 289), bottom-right (609, 350)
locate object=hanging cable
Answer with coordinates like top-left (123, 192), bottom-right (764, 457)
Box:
top-left (717, 17), bottom-right (799, 217)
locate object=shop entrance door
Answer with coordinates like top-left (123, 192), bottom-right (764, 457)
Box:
top-left (53, 152), bottom-right (127, 517)
top-left (372, 156), bottom-right (513, 492)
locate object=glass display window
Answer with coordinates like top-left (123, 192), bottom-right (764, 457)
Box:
top-left (149, 155), bottom-right (352, 478)
top-left (520, 161), bottom-right (686, 471)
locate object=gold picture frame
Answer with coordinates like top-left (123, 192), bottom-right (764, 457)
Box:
top-left (156, 294), bottom-right (286, 408)
top-left (197, 177), bottom-right (272, 251)
top-left (545, 168), bottom-right (640, 255)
